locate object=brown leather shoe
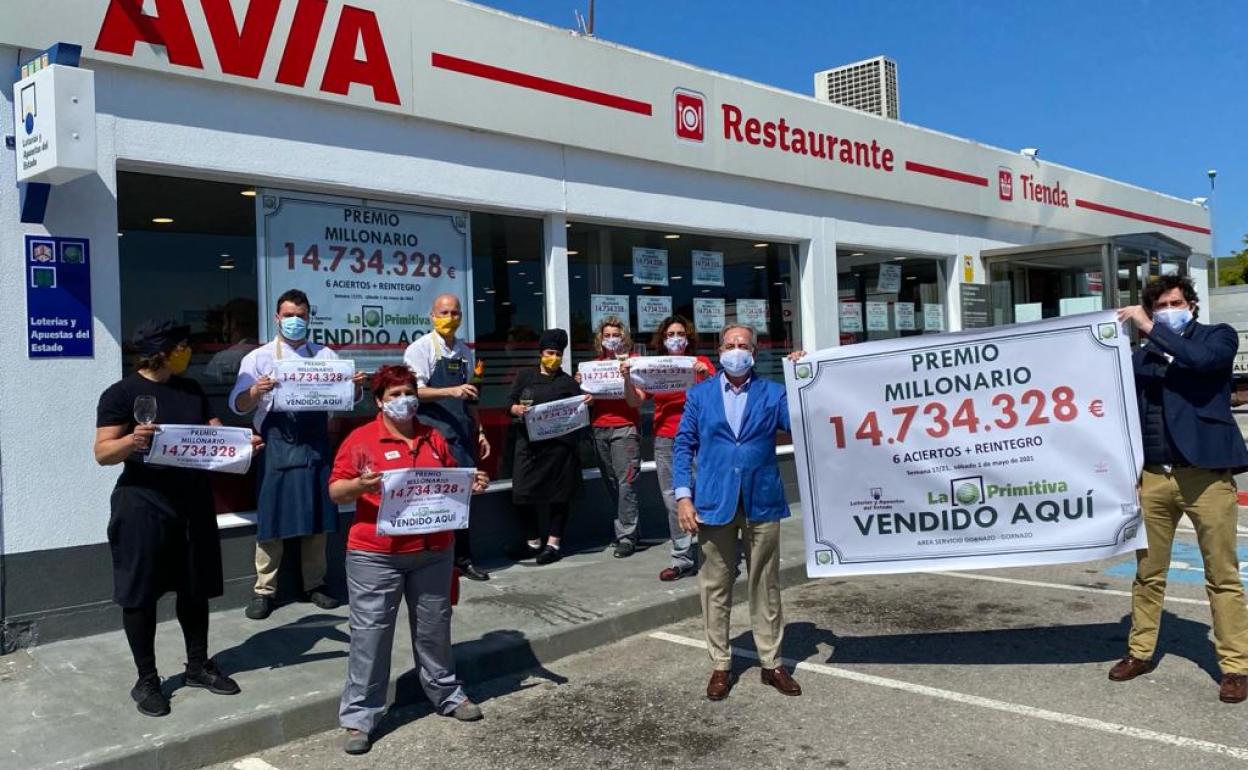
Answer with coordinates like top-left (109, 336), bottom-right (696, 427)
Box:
top-left (1220, 674), bottom-right (1247, 703)
top-left (706, 670), bottom-right (732, 701)
top-left (761, 666), bottom-right (802, 696)
top-left (1108, 655), bottom-right (1154, 681)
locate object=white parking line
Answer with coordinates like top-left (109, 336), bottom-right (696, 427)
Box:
top-left (649, 631), bottom-right (1248, 761)
top-left (233, 758), bottom-right (282, 770)
top-left (936, 571), bottom-right (1210, 606)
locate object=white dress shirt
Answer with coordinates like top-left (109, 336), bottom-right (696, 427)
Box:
top-left (403, 331), bottom-right (473, 387)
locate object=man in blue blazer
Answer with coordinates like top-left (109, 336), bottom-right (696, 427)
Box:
top-left (1112, 275), bottom-right (1248, 703)
top-left (673, 325), bottom-right (803, 701)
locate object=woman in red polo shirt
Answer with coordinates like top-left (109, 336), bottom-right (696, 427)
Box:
top-left (329, 365), bottom-right (489, 756)
top-left (649, 315), bottom-right (715, 581)
top-left (583, 316), bottom-right (645, 558)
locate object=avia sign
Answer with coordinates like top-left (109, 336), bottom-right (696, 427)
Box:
top-left (93, 0), bottom-right (402, 106)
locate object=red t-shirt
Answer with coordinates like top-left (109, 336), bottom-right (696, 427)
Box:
top-left (330, 414), bottom-right (458, 554)
top-left (651, 355), bottom-right (716, 438)
top-left (590, 354), bottom-right (639, 428)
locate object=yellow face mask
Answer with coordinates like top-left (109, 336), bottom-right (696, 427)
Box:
top-left (167, 346), bottom-right (192, 375)
top-left (540, 354), bottom-right (562, 371)
top-left (432, 315), bottom-right (461, 336)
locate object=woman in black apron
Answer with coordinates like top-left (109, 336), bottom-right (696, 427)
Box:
top-left (94, 320), bottom-right (255, 717)
top-left (507, 329), bottom-right (588, 564)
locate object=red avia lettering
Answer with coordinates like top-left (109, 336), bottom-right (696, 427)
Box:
top-left (95, 0), bottom-right (400, 105)
top-left (721, 103), bottom-right (895, 172)
top-left (1020, 175), bottom-right (1069, 208)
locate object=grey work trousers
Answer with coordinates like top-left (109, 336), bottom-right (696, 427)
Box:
top-left (339, 548), bottom-right (466, 734)
top-left (654, 436), bottom-right (697, 570)
top-left (592, 425), bottom-right (641, 544)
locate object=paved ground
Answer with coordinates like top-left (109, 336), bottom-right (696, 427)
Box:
top-left (208, 520), bottom-right (1248, 770)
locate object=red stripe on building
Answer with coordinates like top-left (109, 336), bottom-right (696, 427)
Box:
top-left (431, 52), bottom-right (652, 116)
top-left (904, 161), bottom-right (989, 187)
top-left (1074, 199), bottom-right (1211, 235)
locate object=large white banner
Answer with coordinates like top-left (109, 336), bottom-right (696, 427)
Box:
top-left (376, 467), bottom-right (476, 536)
top-left (787, 311), bottom-right (1144, 576)
top-left (258, 191), bottom-right (470, 370)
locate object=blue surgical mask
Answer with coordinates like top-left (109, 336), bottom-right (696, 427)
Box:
top-left (719, 348), bottom-right (754, 377)
top-left (1153, 308), bottom-right (1192, 334)
top-left (279, 316), bottom-right (308, 341)
top-left (381, 395), bottom-right (418, 422)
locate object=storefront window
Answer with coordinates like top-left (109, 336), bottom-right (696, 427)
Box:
top-left (118, 173), bottom-right (546, 507)
top-left (567, 223), bottom-right (798, 458)
top-left (836, 249), bottom-right (947, 344)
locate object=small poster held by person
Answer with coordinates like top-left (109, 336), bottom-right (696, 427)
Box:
top-left (524, 395), bottom-right (591, 441)
top-left (376, 467), bottom-right (477, 536)
top-left (271, 358), bottom-right (356, 411)
top-left (146, 424), bottom-right (255, 474)
top-left (577, 360), bottom-right (625, 398)
top-left (628, 356), bottom-right (696, 393)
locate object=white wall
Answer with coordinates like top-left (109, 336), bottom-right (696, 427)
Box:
top-left (0, 55), bottom-right (1133, 554)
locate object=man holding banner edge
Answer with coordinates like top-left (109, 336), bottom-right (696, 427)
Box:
top-left (674, 324), bottom-right (805, 700)
top-left (1112, 275), bottom-right (1248, 703)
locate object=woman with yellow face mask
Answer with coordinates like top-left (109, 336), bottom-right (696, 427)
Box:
top-left (93, 319), bottom-right (260, 718)
top-left (506, 328), bottom-right (590, 564)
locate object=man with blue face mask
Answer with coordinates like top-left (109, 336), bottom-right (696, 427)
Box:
top-left (673, 324), bottom-right (806, 701)
top-left (230, 289), bottom-right (368, 620)
top-left (1113, 275), bottom-right (1248, 703)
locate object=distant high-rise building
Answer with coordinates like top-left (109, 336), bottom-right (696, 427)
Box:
top-left (814, 56), bottom-right (899, 120)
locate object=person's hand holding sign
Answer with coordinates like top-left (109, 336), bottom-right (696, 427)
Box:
top-left (249, 374), bottom-right (277, 402)
top-left (355, 471), bottom-right (383, 496)
top-left (472, 470), bottom-right (490, 494)
top-left (1116, 305), bottom-right (1154, 335)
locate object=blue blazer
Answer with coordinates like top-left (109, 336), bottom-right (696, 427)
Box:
top-left (1134, 321), bottom-right (1248, 472)
top-left (672, 373), bottom-right (791, 525)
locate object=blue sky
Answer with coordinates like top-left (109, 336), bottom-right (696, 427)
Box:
top-left (475, 0), bottom-right (1246, 256)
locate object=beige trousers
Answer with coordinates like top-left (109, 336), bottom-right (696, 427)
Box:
top-left (1128, 466), bottom-right (1248, 674)
top-left (254, 534), bottom-right (329, 596)
top-left (698, 509), bottom-right (784, 671)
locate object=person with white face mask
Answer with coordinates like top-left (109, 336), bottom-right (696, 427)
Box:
top-left (672, 325), bottom-right (806, 701)
top-left (1113, 276), bottom-right (1248, 703)
top-left (648, 316), bottom-right (715, 581)
top-left (581, 317), bottom-right (645, 557)
top-left (230, 289), bottom-right (368, 621)
top-left (329, 365), bottom-right (491, 755)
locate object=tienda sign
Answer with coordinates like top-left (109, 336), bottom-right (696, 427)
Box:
top-left (94, 0), bottom-right (400, 105)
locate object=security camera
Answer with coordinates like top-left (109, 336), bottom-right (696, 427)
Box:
top-left (1192, 197), bottom-right (1209, 206)
top-left (1020, 148), bottom-right (1039, 159)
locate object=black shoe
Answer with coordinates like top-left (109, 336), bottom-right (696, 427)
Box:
top-left (185, 660), bottom-right (241, 695)
top-left (508, 542), bottom-right (542, 561)
top-left (245, 593), bottom-right (273, 620)
top-left (130, 674), bottom-right (170, 717)
top-left (613, 540), bottom-right (637, 558)
top-left (457, 559), bottom-right (490, 581)
top-left (535, 545), bottom-right (563, 565)
top-left (304, 585), bottom-right (341, 610)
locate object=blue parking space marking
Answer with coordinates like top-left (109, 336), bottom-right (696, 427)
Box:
top-left (1104, 539), bottom-right (1248, 585)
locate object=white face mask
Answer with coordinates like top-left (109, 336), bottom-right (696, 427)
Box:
top-left (381, 395), bottom-right (418, 422)
top-left (1153, 307), bottom-right (1193, 334)
top-left (664, 336), bottom-right (688, 354)
top-left (720, 348), bottom-right (754, 376)
top-left (602, 336), bottom-right (624, 352)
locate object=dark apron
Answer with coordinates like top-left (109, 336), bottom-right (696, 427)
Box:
top-left (256, 409), bottom-right (338, 541)
top-left (417, 354), bottom-right (477, 467)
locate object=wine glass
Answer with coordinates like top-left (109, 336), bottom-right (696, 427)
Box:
top-left (518, 387), bottom-right (535, 412)
top-left (632, 343), bottom-right (648, 358)
top-left (133, 395), bottom-right (157, 426)
top-left (352, 446), bottom-right (375, 475)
